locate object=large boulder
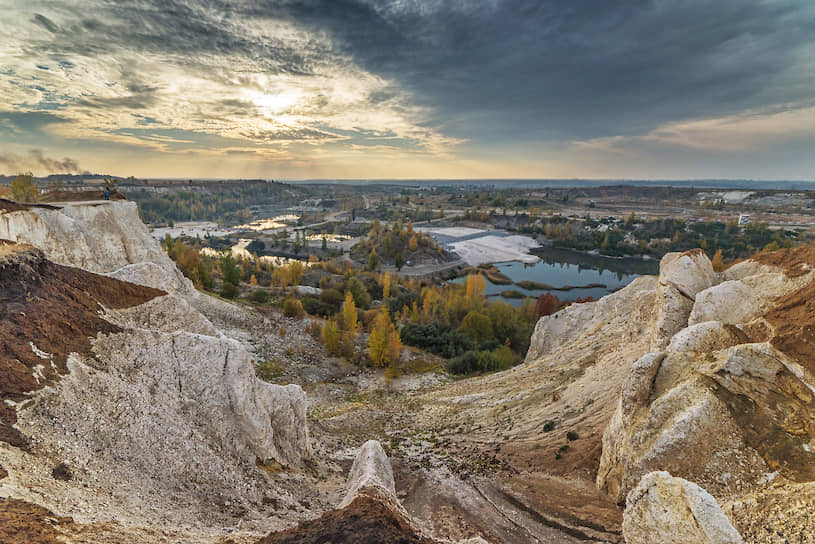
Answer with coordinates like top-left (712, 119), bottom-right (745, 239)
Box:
top-left (623, 471), bottom-right (744, 544)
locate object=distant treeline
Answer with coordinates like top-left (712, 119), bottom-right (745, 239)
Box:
top-left (128, 182), bottom-right (286, 225)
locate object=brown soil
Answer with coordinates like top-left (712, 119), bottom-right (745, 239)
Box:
top-left (0, 464), bottom-right (6, 479)
top-left (0, 243), bottom-right (164, 448)
top-left (0, 198), bottom-right (60, 212)
top-left (753, 244), bottom-right (815, 277)
top-left (765, 280), bottom-right (815, 376)
top-left (0, 498), bottom-right (75, 544)
top-left (759, 244), bottom-right (815, 376)
top-left (256, 492), bottom-right (436, 544)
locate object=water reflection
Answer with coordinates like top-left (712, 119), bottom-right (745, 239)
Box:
top-left (450, 246), bottom-right (659, 306)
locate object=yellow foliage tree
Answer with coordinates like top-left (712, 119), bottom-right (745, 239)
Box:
top-left (421, 286), bottom-right (442, 322)
top-left (368, 309), bottom-right (400, 367)
top-left (341, 291), bottom-right (359, 334)
top-left (249, 274), bottom-right (258, 286)
top-left (465, 273), bottom-right (486, 299)
top-left (711, 249), bottom-right (725, 272)
top-left (381, 271), bottom-right (392, 299)
top-left (321, 318), bottom-right (341, 355)
top-left (408, 234), bottom-right (418, 252)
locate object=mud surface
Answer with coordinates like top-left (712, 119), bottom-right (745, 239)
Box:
top-left (0, 243), bottom-right (164, 447)
top-left (256, 492), bottom-right (435, 544)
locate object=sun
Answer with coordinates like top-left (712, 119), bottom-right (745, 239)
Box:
top-left (250, 90), bottom-right (299, 116)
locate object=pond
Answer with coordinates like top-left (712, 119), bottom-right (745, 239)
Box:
top-left (449, 246), bottom-right (659, 306)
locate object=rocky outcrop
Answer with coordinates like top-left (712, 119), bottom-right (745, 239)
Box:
top-left (650, 250), bottom-right (719, 350)
top-left (0, 201), bottom-right (315, 535)
top-left (622, 471), bottom-right (744, 544)
top-left (597, 342), bottom-right (815, 503)
top-left (257, 440), bottom-right (439, 544)
top-left (0, 200), bottom-right (191, 293)
top-left (526, 275), bottom-right (657, 362)
top-left (340, 440), bottom-right (398, 508)
top-left (591, 245), bottom-right (815, 544)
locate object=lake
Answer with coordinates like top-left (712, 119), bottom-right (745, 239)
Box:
top-left (449, 246), bottom-right (659, 306)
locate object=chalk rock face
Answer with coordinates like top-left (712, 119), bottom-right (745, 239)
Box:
top-left (650, 250), bottom-right (719, 349)
top-left (341, 440), bottom-right (398, 508)
top-left (623, 471), bottom-right (744, 544)
top-left (0, 201), bottom-right (192, 293)
top-left (598, 343), bottom-right (815, 503)
top-left (666, 321), bottom-right (749, 353)
top-left (689, 272), bottom-right (811, 326)
top-left (526, 275), bottom-right (657, 362)
top-left (88, 328), bottom-right (310, 470)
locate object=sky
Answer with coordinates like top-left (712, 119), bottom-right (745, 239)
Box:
top-left (1, 0), bottom-right (814, 180)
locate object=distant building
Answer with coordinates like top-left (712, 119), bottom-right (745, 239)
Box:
top-left (738, 214), bottom-right (751, 226)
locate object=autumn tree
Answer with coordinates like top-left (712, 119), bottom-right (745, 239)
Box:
top-left (369, 309), bottom-right (400, 367)
top-left (464, 273), bottom-right (486, 300)
top-left (408, 234), bottom-right (418, 252)
top-left (381, 271), bottom-right (393, 299)
top-left (534, 292), bottom-right (561, 319)
top-left (321, 318), bottom-right (341, 355)
top-left (339, 291), bottom-right (359, 357)
top-left (10, 173), bottom-right (38, 202)
top-left (711, 249), bottom-right (724, 272)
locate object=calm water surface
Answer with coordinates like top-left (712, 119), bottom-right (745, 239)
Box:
top-left (450, 246), bottom-right (659, 306)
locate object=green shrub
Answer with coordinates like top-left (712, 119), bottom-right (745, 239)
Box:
top-left (283, 297), bottom-right (305, 318)
top-left (219, 282), bottom-right (240, 299)
top-left (256, 359), bottom-right (284, 381)
top-left (444, 345), bottom-right (517, 375)
top-left (400, 323), bottom-right (473, 358)
top-left (250, 289), bottom-right (271, 303)
top-left (319, 288), bottom-right (344, 314)
top-left (543, 421), bottom-right (556, 432)
top-left (566, 430), bottom-right (579, 441)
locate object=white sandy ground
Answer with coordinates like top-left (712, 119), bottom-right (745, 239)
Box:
top-left (151, 221), bottom-right (235, 240)
top-left (449, 234), bottom-right (540, 265)
top-left (425, 227), bottom-right (487, 238)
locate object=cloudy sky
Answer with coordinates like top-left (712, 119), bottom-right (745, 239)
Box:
top-left (1, 0), bottom-right (814, 180)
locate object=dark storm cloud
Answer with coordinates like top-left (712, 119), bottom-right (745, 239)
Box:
top-left (256, 0), bottom-right (815, 140)
top-left (14, 1), bottom-right (815, 148)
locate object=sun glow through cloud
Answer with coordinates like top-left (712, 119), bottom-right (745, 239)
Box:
top-left (0, 0), bottom-right (813, 179)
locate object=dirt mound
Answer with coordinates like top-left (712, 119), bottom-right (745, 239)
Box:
top-left (0, 198), bottom-right (60, 212)
top-left (764, 280), bottom-right (815, 375)
top-left (756, 243), bottom-right (815, 374)
top-left (256, 491), bottom-right (436, 544)
top-left (0, 243), bottom-right (164, 448)
top-left (752, 244), bottom-right (815, 277)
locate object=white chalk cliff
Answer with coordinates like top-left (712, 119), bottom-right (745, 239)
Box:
top-left (0, 200), bottom-right (311, 530)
